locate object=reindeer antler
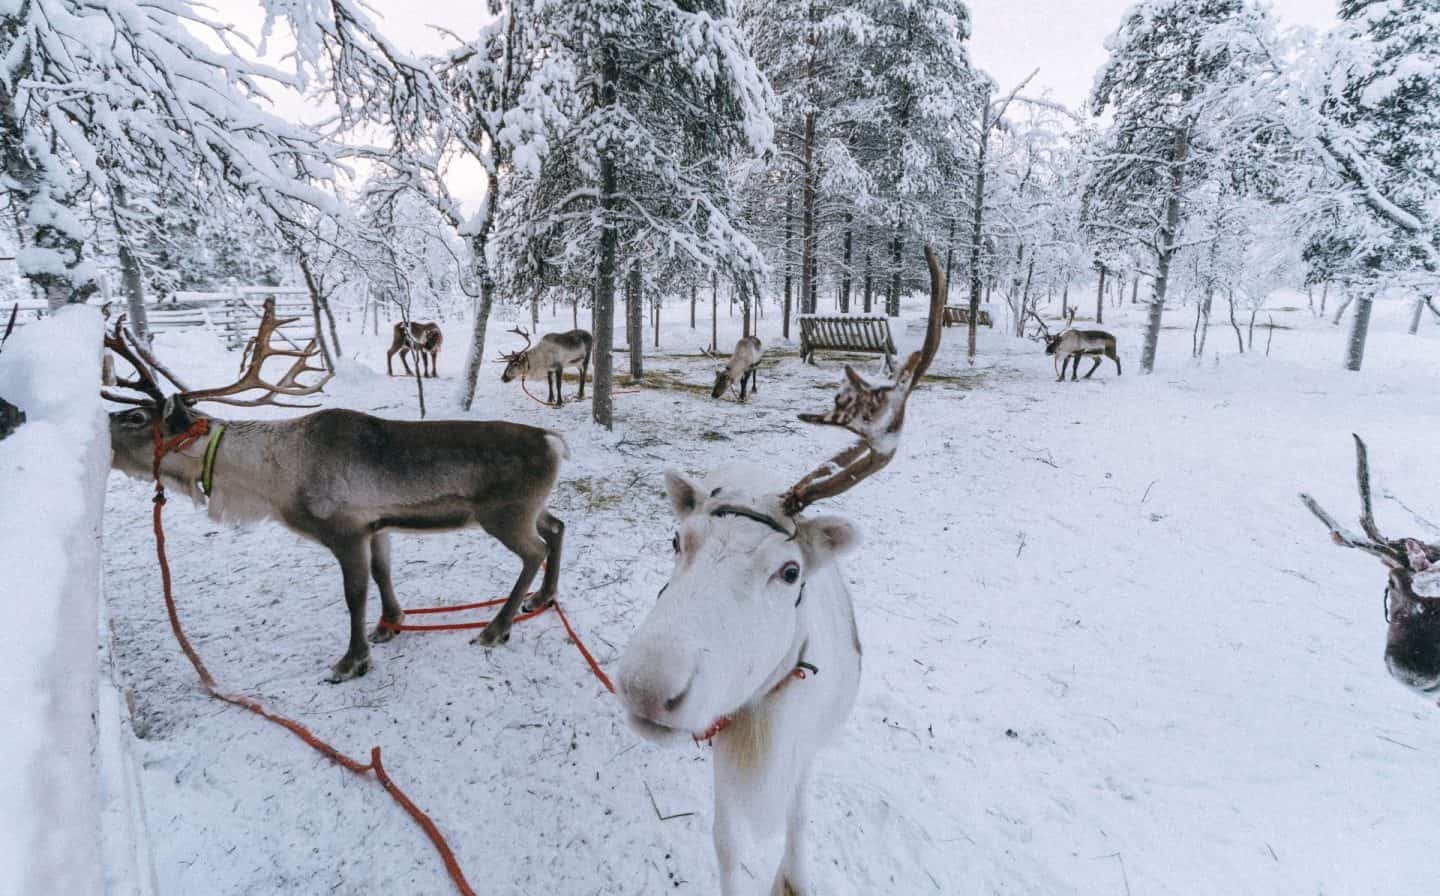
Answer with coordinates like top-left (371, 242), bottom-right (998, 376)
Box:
top-left (1026, 308), bottom-right (1052, 342)
top-left (101, 316), bottom-right (168, 406)
top-left (179, 298), bottom-right (331, 408)
top-left (781, 245), bottom-right (946, 516)
top-left (508, 326), bottom-right (533, 351)
top-left (1300, 434), bottom-right (1410, 569)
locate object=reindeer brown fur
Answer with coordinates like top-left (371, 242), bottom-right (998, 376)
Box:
top-left (387, 321), bottom-right (443, 378)
top-left (103, 302), bottom-right (567, 682)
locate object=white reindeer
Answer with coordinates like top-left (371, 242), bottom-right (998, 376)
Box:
top-left (617, 247), bottom-right (946, 895)
top-left (710, 335), bottom-right (763, 400)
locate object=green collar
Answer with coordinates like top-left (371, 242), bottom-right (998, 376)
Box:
top-left (199, 424), bottom-right (226, 497)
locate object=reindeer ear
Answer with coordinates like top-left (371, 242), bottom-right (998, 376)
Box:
top-left (161, 395), bottom-right (194, 433)
top-left (663, 470), bottom-right (701, 519)
top-left (1406, 539), bottom-right (1436, 573)
top-left (801, 515), bottom-right (859, 556)
top-left (843, 365), bottom-right (869, 391)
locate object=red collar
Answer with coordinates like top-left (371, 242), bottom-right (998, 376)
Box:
top-left (694, 661), bottom-right (817, 744)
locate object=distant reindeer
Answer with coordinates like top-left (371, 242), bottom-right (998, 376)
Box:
top-left (499, 326), bottom-right (593, 407)
top-left (387, 321), bottom-right (443, 378)
top-left (1302, 436), bottom-right (1440, 700)
top-left (616, 246), bottom-right (948, 896)
top-left (103, 300), bottom-right (567, 682)
top-left (1029, 310), bottom-right (1120, 381)
top-left (708, 335), bottom-right (763, 401)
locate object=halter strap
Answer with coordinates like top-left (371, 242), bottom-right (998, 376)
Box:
top-left (199, 424), bottom-right (226, 497)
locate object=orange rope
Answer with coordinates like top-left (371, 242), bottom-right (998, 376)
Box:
top-left (147, 421), bottom-right (476, 896)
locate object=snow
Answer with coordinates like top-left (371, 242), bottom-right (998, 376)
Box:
top-left (0, 306), bottom-right (111, 896)
top-left (94, 292), bottom-right (1440, 894)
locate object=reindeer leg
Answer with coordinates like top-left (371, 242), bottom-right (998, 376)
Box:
top-left (386, 348), bottom-right (396, 376)
top-left (368, 530), bottom-right (405, 643)
top-left (578, 353), bottom-right (589, 399)
top-left (1070, 354), bottom-right (1079, 381)
top-left (327, 538), bottom-right (373, 682)
top-left (1084, 355), bottom-right (1102, 379)
top-left (522, 511), bottom-right (564, 612)
top-left (472, 516), bottom-right (546, 648)
top-left (740, 372), bottom-right (748, 402)
top-left (775, 775), bottom-right (813, 896)
top-left (399, 349), bottom-right (413, 377)
top-left (751, 368), bottom-right (758, 395)
top-left (1110, 349), bottom-right (1121, 375)
top-left (1055, 355), bottom-right (1067, 382)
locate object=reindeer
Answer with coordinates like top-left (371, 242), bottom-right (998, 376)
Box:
top-left (616, 247), bottom-right (947, 896)
top-left (386, 321), bottom-right (444, 378)
top-left (499, 326), bottom-right (593, 407)
top-left (1028, 310), bottom-right (1120, 381)
top-left (708, 336), bottom-right (763, 401)
top-left (103, 299), bottom-right (567, 683)
top-left (1302, 436), bottom-right (1440, 699)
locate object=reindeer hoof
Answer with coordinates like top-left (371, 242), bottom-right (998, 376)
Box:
top-left (326, 654), bottom-right (371, 683)
top-left (471, 624), bottom-right (511, 648)
top-left (369, 616), bottom-right (404, 644)
top-left (521, 592), bottom-right (554, 614)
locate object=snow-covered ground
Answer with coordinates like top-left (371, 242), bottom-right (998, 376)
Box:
top-left (99, 293), bottom-right (1440, 894)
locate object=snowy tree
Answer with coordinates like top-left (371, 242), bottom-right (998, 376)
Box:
top-left (505, 0), bottom-right (773, 429)
top-left (1088, 0), bottom-right (1272, 373)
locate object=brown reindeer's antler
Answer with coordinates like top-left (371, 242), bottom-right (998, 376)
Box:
top-left (1300, 435), bottom-right (1411, 569)
top-left (1026, 308), bottom-right (1052, 342)
top-left (509, 326), bottom-right (533, 351)
top-left (782, 244), bottom-right (946, 517)
top-left (179, 298), bottom-right (331, 408)
top-left (101, 316), bottom-right (171, 406)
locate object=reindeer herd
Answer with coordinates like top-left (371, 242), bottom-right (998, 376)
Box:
top-left (97, 263), bottom-right (1435, 894)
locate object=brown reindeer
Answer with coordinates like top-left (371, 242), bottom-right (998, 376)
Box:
top-left (387, 321), bottom-right (443, 378)
top-left (103, 300), bottom-right (566, 682)
top-left (1029, 310), bottom-right (1120, 381)
top-left (1302, 435), bottom-right (1440, 699)
top-left (499, 326), bottom-right (592, 407)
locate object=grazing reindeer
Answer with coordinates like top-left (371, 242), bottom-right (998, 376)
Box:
top-left (709, 336), bottom-right (763, 401)
top-left (1302, 435), bottom-right (1440, 699)
top-left (103, 300), bottom-right (567, 682)
top-left (499, 326), bottom-right (593, 407)
top-left (1029, 310), bottom-right (1120, 381)
top-left (616, 246), bottom-right (947, 896)
top-left (387, 321), bottom-right (444, 378)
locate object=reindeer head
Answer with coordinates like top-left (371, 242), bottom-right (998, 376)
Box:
top-left (1026, 309), bottom-right (1064, 354)
top-left (617, 246), bottom-right (948, 741)
top-left (103, 301), bottom-right (330, 487)
top-left (498, 326), bottom-right (532, 383)
top-left (1302, 436), bottom-right (1440, 698)
top-left (710, 366), bottom-right (733, 399)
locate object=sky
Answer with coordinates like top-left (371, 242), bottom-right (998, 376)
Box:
top-left (966, 0), bottom-right (1338, 109)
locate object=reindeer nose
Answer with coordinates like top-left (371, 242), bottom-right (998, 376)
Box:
top-left (618, 657), bottom-right (695, 723)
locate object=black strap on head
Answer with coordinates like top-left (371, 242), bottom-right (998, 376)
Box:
top-left (709, 503), bottom-right (795, 538)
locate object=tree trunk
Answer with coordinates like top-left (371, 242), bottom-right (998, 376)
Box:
top-left (690, 281), bottom-right (697, 329)
top-left (943, 216), bottom-right (956, 302)
top-left (1140, 123), bottom-right (1191, 374)
top-left (1060, 278), bottom-right (1070, 319)
top-left (840, 217), bottom-right (853, 313)
top-left (626, 261), bottom-right (643, 379)
top-left (800, 112), bottom-right (817, 316)
top-left (783, 190), bottom-right (794, 339)
top-left (653, 296), bottom-right (660, 348)
top-left (967, 96), bottom-right (990, 362)
top-left (1408, 295), bottom-right (1425, 335)
top-left (112, 186), bottom-right (151, 345)
top-left (863, 248), bottom-right (873, 313)
top-left (740, 278), bottom-right (752, 338)
top-left (887, 230), bottom-right (902, 316)
top-left (1131, 275), bottom-right (1139, 304)
top-left (298, 258), bottom-right (336, 372)
top-left (458, 179), bottom-right (499, 412)
top-left (1094, 265), bottom-right (1107, 326)
top-left (1319, 282), bottom-right (1329, 316)
top-left (1345, 291), bottom-right (1374, 371)
top-left (591, 47), bottom-right (619, 428)
top-left (711, 270), bottom-right (719, 352)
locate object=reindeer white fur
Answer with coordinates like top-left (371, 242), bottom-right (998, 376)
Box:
top-left (618, 245), bottom-right (950, 894)
top-left (618, 467), bottom-right (861, 896)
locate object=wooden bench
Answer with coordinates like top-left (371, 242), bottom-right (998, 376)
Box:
top-left (942, 305), bottom-right (993, 328)
top-left (798, 314), bottom-right (897, 371)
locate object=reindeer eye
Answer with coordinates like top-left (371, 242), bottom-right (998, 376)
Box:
top-left (124, 410), bottom-right (148, 426)
top-left (779, 562), bottom-right (800, 585)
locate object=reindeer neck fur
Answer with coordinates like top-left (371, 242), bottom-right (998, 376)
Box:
top-left (157, 417), bottom-right (303, 526)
